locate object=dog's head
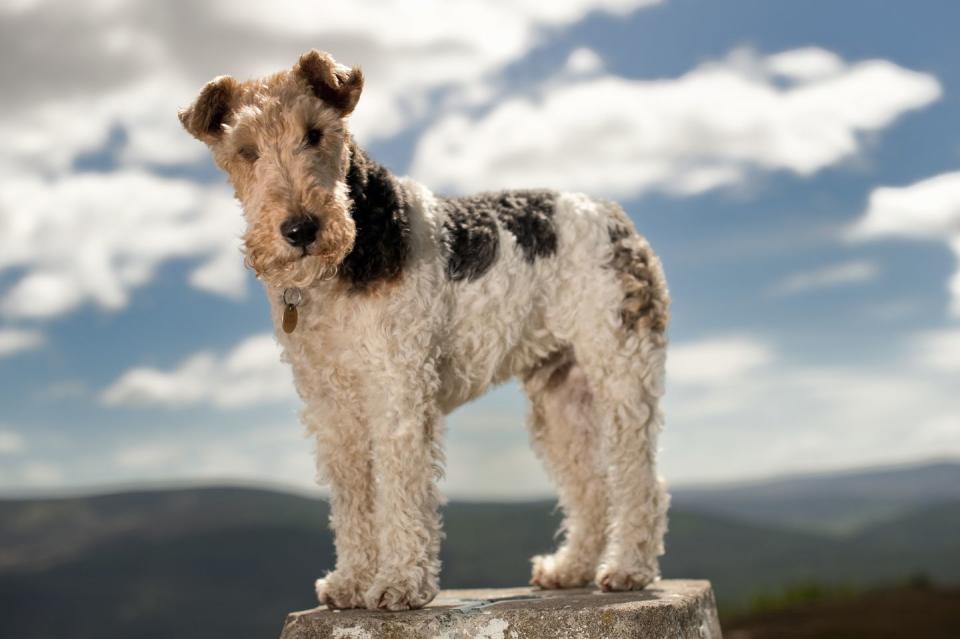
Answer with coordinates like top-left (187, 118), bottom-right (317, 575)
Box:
top-left (179, 50), bottom-right (363, 288)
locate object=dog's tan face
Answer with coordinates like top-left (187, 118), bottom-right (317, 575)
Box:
top-left (179, 50), bottom-right (364, 288)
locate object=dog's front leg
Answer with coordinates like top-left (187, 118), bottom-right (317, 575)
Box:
top-left (362, 373), bottom-right (444, 611)
top-left (306, 398), bottom-right (377, 610)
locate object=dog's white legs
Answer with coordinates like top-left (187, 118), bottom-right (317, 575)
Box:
top-left (306, 399), bottom-right (377, 609)
top-left (363, 376), bottom-right (444, 611)
top-left (524, 357), bottom-right (608, 588)
top-left (579, 330), bottom-right (669, 591)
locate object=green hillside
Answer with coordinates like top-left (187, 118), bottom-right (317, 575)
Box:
top-left (724, 583), bottom-right (960, 639)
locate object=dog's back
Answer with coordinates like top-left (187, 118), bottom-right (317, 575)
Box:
top-left (394, 181), bottom-right (669, 413)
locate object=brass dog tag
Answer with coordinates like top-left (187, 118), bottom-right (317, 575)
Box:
top-left (282, 304), bottom-right (298, 334)
top-left (281, 287), bottom-right (303, 334)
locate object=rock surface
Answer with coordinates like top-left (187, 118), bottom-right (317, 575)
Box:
top-left (278, 580), bottom-right (722, 639)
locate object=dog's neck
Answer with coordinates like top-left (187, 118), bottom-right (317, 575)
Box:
top-left (337, 139), bottom-right (412, 291)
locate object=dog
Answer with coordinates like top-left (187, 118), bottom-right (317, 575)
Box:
top-left (179, 50), bottom-right (670, 612)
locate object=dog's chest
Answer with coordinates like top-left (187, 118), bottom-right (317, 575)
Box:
top-left (269, 286), bottom-right (387, 373)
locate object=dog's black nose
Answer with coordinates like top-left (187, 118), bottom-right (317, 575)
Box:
top-left (281, 216), bottom-right (319, 248)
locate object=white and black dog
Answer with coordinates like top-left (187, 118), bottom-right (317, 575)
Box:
top-left (179, 49), bottom-right (670, 611)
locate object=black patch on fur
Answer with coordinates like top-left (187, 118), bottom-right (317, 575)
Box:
top-left (338, 141), bottom-right (411, 291)
top-left (439, 190), bottom-right (557, 280)
top-left (439, 200), bottom-right (500, 282)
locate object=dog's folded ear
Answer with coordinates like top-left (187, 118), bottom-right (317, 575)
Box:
top-left (296, 50), bottom-right (364, 116)
top-left (178, 75), bottom-right (239, 144)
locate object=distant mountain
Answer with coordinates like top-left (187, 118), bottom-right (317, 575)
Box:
top-left (0, 461), bottom-right (958, 639)
top-left (672, 459), bottom-right (960, 534)
top-left (0, 486), bottom-right (330, 572)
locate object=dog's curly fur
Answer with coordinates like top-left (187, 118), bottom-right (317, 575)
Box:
top-left (179, 49), bottom-right (671, 611)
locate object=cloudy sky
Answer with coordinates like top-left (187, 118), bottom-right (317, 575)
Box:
top-left (1, 0), bottom-right (959, 498)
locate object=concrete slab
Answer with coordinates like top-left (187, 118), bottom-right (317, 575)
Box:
top-left (278, 580), bottom-right (722, 638)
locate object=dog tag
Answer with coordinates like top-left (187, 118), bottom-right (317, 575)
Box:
top-left (282, 303), bottom-right (298, 334)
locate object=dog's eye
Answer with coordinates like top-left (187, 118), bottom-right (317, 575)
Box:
top-left (238, 146), bottom-right (259, 163)
top-left (304, 128), bottom-right (323, 147)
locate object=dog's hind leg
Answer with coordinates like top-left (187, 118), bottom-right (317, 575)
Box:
top-left (524, 352), bottom-right (608, 588)
top-left (570, 208), bottom-right (671, 591)
top-left (582, 329), bottom-right (669, 591)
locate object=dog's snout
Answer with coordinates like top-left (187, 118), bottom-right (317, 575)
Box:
top-left (281, 215), bottom-right (320, 248)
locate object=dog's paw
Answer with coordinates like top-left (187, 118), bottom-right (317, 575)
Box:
top-left (363, 574), bottom-right (438, 611)
top-left (316, 571), bottom-right (367, 609)
top-left (595, 562), bottom-right (659, 592)
top-left (530, 552), bottom-right (593, 589)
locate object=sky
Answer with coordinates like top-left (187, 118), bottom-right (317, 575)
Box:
top-left (1, 0), bottom-right (959, 498)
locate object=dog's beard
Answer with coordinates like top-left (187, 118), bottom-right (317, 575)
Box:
top-left (257, 253), bottom-right (335, 287)
top-left (243, 244), bottom-right (349, 288)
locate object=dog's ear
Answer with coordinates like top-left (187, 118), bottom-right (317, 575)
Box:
top-left (178, 75), bottom-right (240, 144)
top-left (295, 50), bottom-right (364, 116)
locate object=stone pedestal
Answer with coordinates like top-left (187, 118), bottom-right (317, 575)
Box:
top-left (278, 579), bottom-right (722, 638)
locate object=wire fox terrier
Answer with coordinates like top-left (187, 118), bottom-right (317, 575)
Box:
top-left (179, 50), bottom-right (670, 611)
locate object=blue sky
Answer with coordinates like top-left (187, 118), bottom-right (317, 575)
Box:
top-left (1, 0), bottom-right (959, 497)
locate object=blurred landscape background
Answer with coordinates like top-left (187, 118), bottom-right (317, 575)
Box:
top-left (2, 0), bottom-right (959, 637)
top-left (2, 460), bottom-right (959, 637)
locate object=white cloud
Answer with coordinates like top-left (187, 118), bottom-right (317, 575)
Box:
top-left (443, 440), bottom-right (551, 499)
top-left (668, 335), bottom-right (772, 386)
top-left (210, 0), bottom-right (659, 140)
top-left (187, 426), bottom-right (313, 487)
top-left (411, 47), bottom-right (941, 197)
top-left (0, 419), bottom-right (316, 494)
top-left (0, 75), bottom-right (204, 177)
top-left (772, 260), bottom-right (879, 296)
top-left (665, 336), bottom-right (776, 422)
top-left (0, 170), bottom-right (247, 319)
top-left (101, 333), bottom-right (294, 408)
top-left (114, 443), bottom-right (181, 469)
top-left (662, 335), bottom-right (960, 482)
top-left (850, 171), bottom-right (960, 315)
top-left (911, 329), bottom-right (960, 373)
top-left (564, 47), bottom-right (605, 76)
top-left (216, 0), bottom-right (658, 39)
top-left (764, 47), bottom-right (846, 82)
top-left (20, 462), bottom-right (63, 487)
top-left (107, 423), bottom-right (314, 489)
top-left (0, 329), bottom-right (44, 358)
top-left (0, 430), bottom-right (26, 455)
top-left (188, 246), bottom-right (250, 300)
top-left (851, 171), bottom-right (960, 239)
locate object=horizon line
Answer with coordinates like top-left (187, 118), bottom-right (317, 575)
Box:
top-left (1, 454), bottom-right (955, 502)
